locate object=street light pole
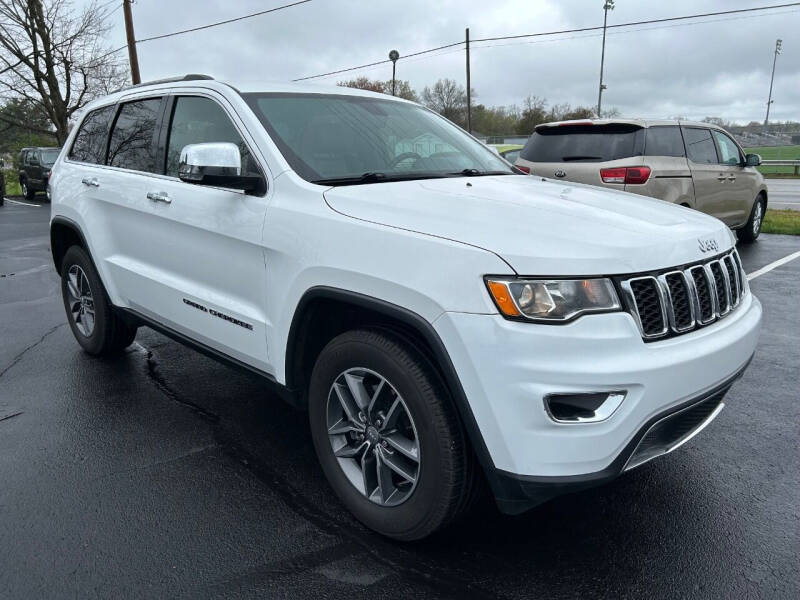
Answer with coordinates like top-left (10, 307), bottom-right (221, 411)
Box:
top-left (466, 27), bottom-right (471, 133)
top-left (597, 0), bottom-right (614, 118)
top-left (389, 50), bottom-right (399, 96)
top-left (764, 38), bottom-right (782, 126)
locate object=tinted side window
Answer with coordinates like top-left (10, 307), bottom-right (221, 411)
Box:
top-left (69, 106), bottom-right (116, 164)
top-left (520, 124), bottom-right (644, 163)
top-left (712, 131), bottom-right (743, 166)
top-left (165, 96), bottom-right (257, 178)
top-left (107, 98), bottom-right (163, 173)
top-left (682, 128), bottom-right (718, 164)
top-left (644, 126), bottom-right (685, 157)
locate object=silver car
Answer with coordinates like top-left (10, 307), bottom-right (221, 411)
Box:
top-left (515, 119), bottom-right (768, 242)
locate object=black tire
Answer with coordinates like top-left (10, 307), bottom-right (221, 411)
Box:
top-left (21, 179), bottom-right (35, 200)
top-left (308, 329), bottom-right (477, 541)
top-left (60, 245), bottom-right (137, 355)
top-left (737, 195), bottom-right (765, 244)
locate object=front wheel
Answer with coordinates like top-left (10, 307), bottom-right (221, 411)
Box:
top-left (737, 195), bottom-right (765, 243)
top-left (308, 329), bottom-right (477, 540)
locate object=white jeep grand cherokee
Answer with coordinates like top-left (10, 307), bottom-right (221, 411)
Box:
top-left (49, 75), bottom-right (762, 540)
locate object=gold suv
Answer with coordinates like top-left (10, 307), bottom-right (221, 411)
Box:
top-left (515, 119), bottom-right (768, 242)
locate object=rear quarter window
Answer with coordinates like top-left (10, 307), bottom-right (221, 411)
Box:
top-left (520, 124), bottom-right (644, 163)
top-left (644, 126), bottom-right (686, 157)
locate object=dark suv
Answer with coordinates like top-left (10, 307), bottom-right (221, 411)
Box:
top-left (19, 147), bottom-right (61, 200)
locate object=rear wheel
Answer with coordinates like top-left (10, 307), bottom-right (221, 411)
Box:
top-left (60, 246), bottom-right (137, 355)
top-left (21, 179), bottom-right (35, 200)
top-left (737, 195), bottom-right (765, 243)
top-left (308, 329), bottom-right (477, 540)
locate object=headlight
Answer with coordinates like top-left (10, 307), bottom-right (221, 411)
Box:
top-left (486, 277), bottom-right (621, 322)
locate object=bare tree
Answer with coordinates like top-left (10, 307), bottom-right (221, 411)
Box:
top-left (421, 79), bottom-right (471, 128)
top-left (0, 0), bottom-right (127, 144)
top-left (338, 76), bottom-right (418, 102)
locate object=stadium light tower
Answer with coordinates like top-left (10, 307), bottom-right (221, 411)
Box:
top-left (764, 38), bottom-right (782, 126)
top-left (597, 0), bottom-right (614, 118)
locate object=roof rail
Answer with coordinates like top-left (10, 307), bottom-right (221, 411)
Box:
top-left (121, 74), bottom-right (214, 91)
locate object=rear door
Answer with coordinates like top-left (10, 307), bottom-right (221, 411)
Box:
top-left (711, 129), bottom-right (755, 226)
top-left (682, 126), bottom-right (732, 223)
top-left (28, 151), bottom-right (44, 187)
top-left (516, 123), bottom-right (644, 190)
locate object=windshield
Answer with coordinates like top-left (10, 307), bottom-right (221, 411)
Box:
top-left (243, 93), bottom-right (515, 184)
top-left (520, 124), bottom-right (644, 163)
top-left (40, 148), bottom-right (60, 165)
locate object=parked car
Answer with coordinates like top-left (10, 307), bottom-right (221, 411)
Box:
top-left (49, 76), bottom-right (761, 540)
top-left (515, 119), bottom-right (768, 242)
top-left (19, 146), bottom-right (61, 200)
top-left (490, 143), bottom-right (523, 163)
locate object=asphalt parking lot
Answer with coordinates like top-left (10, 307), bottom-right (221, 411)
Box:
top-left (1, 198), bottom-right (798, 600)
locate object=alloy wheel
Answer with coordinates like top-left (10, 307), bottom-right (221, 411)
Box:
top-left (753, 201), bottom-right (763, 236)
top-left (66, 265), bottom-right (95, 336)
top-left (326, 368), bottom-right (420, 507)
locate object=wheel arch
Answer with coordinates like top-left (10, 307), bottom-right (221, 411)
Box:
top-left (285, 286), bottom-right (497, 474)
top-left (51, 216), bottom-right (90, 273)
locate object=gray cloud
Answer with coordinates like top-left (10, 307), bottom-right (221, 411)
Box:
top-left (98, 0), bottom-right (799, 123)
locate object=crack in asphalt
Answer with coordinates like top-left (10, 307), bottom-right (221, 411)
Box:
top-left (134, 342), bottom-right (221, 423)
top-left (136, 341), bottom-right (500, 600)
top-left (0, 323), bottom-right (66, 380)
top-left (0, 410), bottom-right (24, 423)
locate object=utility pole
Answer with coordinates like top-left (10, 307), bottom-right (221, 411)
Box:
top-left (597, 0), bottom-right (614, 118)
top-left (123, 0), bottom-right (141, 85)
top-left (465, 27), bottom-right (471, 133)
top-left (764, 38), bottom-right (782, 126)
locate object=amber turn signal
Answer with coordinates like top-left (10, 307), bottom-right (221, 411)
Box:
top-left (486, 280), bottom-right (520, 317)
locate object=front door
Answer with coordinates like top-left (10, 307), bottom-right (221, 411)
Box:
top-left (116, 93), bottom-right (272, 372)
top-left (711, 130), bottom-right (756, 227)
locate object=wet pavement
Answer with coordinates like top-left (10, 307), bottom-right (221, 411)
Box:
top-left (1, 199), bottom-right (799, 599)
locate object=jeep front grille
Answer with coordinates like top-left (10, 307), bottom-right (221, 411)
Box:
top-left (620, 249), bottom-right (747, 341)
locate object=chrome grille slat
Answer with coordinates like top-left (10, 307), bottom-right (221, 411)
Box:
top-left (622, 250), bottom-right (744, 341)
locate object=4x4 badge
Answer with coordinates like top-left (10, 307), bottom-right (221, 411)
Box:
top-left (698, 237), bottom-right (718, 253)
top-left (554, 169), bottom-right (566, 178)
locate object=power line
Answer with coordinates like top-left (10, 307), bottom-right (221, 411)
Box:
top-left (472, 1), bottom-right (800, 43)
top-left (136, 0), bottom-right (312, 43)
top-left (293, 2), bottom-right (800, 81)
top-left (292, 41), bottom-right (464, 82)
top-left (94, 1), bottom-right (313, 64)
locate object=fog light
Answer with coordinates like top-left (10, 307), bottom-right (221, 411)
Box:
top-left (544, 391), bottom-right (626, 423)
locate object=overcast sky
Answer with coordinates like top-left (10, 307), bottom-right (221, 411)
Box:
top-left (96, 0), bottom-right (799, 123)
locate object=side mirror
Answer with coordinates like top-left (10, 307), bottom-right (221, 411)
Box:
top-left (745, 153), bottom-right (761, 167)
top-left (178, 142), bottom-right (264, 193)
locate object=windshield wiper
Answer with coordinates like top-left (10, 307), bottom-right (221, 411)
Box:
top-left (561, 155), bottom-right (602, 161)
top-left (312, 171), bottom-right (452, 186)
top-left (453, 168), bottom-right (515, 176)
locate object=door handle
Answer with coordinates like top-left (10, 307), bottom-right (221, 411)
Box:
top-left (81, 177), bottom-right (99, 187)
top-left (146, 191), bottom-right (171, 204)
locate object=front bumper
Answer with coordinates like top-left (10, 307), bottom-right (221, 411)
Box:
top-left (433, 291), bottom-right (761, 513)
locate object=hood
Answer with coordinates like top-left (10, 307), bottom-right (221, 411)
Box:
top-left (323, 175), bottom-right (733, 276)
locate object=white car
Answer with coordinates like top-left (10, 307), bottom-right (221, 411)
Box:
top-left (49, 75), bottom-right (761, 540)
